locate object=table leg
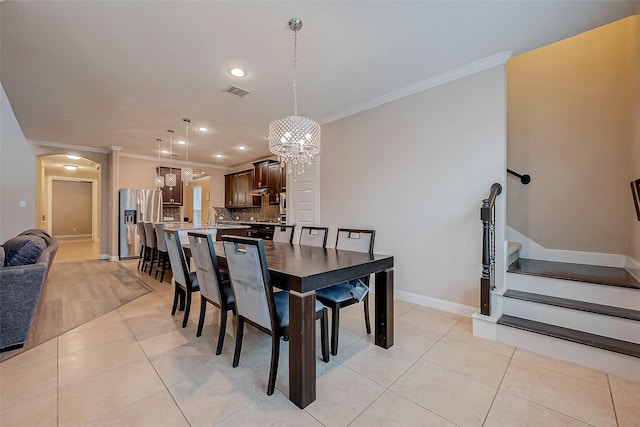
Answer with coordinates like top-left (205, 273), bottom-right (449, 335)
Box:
top-left (288, 290), bottom-right (316, 408)
top-left (374, 267), bottom-right (394, 349)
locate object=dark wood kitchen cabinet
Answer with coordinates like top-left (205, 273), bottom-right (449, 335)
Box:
top-left (253, 160), bottom-right (277, 189)
top-left (156, 166), bottom-right (182, 205)
top-left (225, 169), bottom-right (261, 208)
top-left (268, 162), bottom-right (282, 205)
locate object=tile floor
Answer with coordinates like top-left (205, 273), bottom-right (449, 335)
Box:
top-left (1, 260), bottom-right (638, 427)
top-left (53, 239), bottom-right (101, 263)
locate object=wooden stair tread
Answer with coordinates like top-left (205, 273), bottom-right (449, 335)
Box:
top-left (508, 258), bottom-right (640, 289)
top-left (503, 289), bottom-right (640, 321)
top-left (497, 315), bottom-right (640, 358)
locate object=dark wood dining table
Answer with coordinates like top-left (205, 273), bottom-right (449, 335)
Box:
top-left (188, 239), bottom-right (395, 409)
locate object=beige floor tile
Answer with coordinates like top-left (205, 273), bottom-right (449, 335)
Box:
top-left (414, 305), bottom-right (464, 321)
top-left (58, 359), bottom-right (165, 427)
top-left (350, 390), bottom-right (455, 427)
top-left (58, 337), bottom-right (147, 387)
top-left (423, 337), bottom-right (511, 387)
top-left (334, 337), bottom-right (418, 387)
top-left (0, 338), bottom-right (57, 372)
top-left (168, 362), bottom-right (267, 427)
top-left (125, 311), bottom-right (184, 337)
top-left (513, 348), bottom-right (608, 387)
top-left (117, 292), bottom-right (171, 319)
top-left (391, 322), bottom-right (441, 356)
top-left (70, 309), bottom-right (123, 332)
top-left (484, 391), bottom-right (590, 427)
top-left (136, 323), bottom-right (199, 358)
top-left (305, 362), bottom-right (386, 427)
top-left (500, 359), bottom-right (617, 427)
top-left (445, 317), bottom-right (515, 357)
top-left (390, 359), bottom-right (497, 427)
top-left (81, 390), bottom-right (189, 427)
top-left (0, 358), bottom-right (58, 407)
top-left (609, 375), bottom-right (640, 427)
top-left (396, 308), bottom-right (458, 337)
top-left (0, 388), bottom-right (57, 427)
top-left (216, 390), bottom-right (324, 427)
top-left (58, 319), bottom-right (133, 356)
top-left (393, 299), bottom-right (420, 318)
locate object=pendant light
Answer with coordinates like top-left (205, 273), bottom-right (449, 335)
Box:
top-left (268, 18), bottom-right (320, 176)
top-left (165, 129), bottom-right (177, 188)
top-left (154, 138), bottom-right (165, 189)
top-left (181, 118), bottom-right (193, 186)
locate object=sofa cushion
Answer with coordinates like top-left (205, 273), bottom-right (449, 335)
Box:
top-left (18, 229), bottom-right (53, 247)
top-left (3, 235), bottom-right (46, 267)
top-left (0, 246), bottom-right (4, 268)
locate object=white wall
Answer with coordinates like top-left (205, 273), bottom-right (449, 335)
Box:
top-left (320, 66), bottom-right (507, 308)
top-left (0, 83), bottom-right (36, 242)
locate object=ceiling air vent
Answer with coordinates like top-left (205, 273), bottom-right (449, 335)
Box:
top-left (223, 85), bottom-right (251, 98)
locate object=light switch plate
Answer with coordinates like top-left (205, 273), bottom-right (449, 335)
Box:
top-left (19, 200), bottom-right (26, 208)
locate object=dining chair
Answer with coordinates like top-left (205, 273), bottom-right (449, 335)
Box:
top-left (188, 232), bottom-right (235, 354)
top-left (272, 224), bottom-right (295, 244)
top-left (298, 226), bottom-right (329, 248)
top-left (154, 223), bottom-right (170, 282)
top-left (315, 228), bottom-right (375, 355)
top-left (164, 229), bottom-right (199, 328)
top-left (222, 235), bottom-right (330, 395)
top-left (137, 221), bottom-right (147, 271)
top-left (144, 222), bottom-right (158, 276)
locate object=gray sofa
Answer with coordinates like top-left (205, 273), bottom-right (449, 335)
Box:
top-left (0, 229), bottom-right (58, 351)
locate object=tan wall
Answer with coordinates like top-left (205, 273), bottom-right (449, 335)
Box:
top-left (507, 16), bottom-right (636, 256)
top-left (51, 181), bottom-right (92, 235)
top-left (632, 16), bottom-right (640, 262)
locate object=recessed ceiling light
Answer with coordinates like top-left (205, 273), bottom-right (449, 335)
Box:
top-left (197, 127), bottom-right (208, 132)
top-left (161, 150), bottom-right (169, 154)
top-left (229, 67), bottom-right (247, 78)
top-left (63, 165), bottom-right (78, 171)
top-left (66, 155), bottom-right (81, 160)
top-left (177, 140), bottom-right (186, 145)
top-left (238, 146), bottom-right (246, 150)
top-left (215, 154), bottom-right (223, 158)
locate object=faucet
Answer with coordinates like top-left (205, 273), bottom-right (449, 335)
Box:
top-left (207, 205), bottom-right (216, 227)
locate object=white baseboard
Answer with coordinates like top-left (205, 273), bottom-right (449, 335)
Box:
top-left (394, 289), bottom-right (476, 317)
top-left (109, 256), bottom-right (119, 261)
top-left (506, 226), bottom-right (626, 267)
top-left (99, 254), bottom-right (110, 260)
top-left (625, 256), bottom-right (640, 282)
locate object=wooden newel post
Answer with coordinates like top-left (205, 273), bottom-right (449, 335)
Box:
top-left (480, 199), bottom-right (492, 315)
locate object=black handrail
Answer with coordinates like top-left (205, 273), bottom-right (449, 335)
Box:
top-left (480, 183), bottom-right (502, 316)
top-left (507, 168), bottom-right (531, 185)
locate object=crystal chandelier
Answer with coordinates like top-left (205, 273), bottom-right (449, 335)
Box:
top-left (181, 118), bottom-right (193, 186)
top-left (165, 129), bottom-right (177, 188)
top-left (154, 138), bottom-right (165, 189)
top-left (268, 18), bottom-right (320, 175)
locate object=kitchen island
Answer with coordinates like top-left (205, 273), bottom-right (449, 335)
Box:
top-left (164, 223), bottom-right (251, 241)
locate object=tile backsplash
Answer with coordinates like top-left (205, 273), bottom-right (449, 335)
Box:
top-left (162, 206), bottom-right (182, 221)
top-left (214, 205), bottom-right (279, 223)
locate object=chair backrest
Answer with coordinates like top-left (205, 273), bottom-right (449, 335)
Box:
top-left (335, 228), bottom-right (375, 254)
top-left (222, 236), bottom-right (275, 332)
top-left (137, 221), bottom-right (146, 248)
top-left (164, 229), bottom-right (191, 286)
top-left (188, 232), bottom-right (223, 305)
top-left (272, 224), bottom-right (295, 244)
top-left (144, 222), bottom-right (157, 248)
top-left (154, 223), bottom-right (167, 252)
top-left (299, 226), bottom-right (329, 248)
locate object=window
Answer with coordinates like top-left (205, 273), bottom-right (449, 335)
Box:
top-left (193, 186), bottom-right (202, 227)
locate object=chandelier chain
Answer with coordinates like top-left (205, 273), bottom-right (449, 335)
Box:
top-left (293, 27), bottom-right (298, 116)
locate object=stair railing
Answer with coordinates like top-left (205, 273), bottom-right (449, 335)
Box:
top-left (480, 183), bottom-right (502, 316)
top-left (507, 168), bottom-right (531, 185)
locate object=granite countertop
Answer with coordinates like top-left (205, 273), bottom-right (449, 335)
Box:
top-left (218, 220), bottom-right (289, 226)
top-left (164, 223), bottom-right (250, 232)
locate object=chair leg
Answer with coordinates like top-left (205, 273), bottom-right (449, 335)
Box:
top-left (182, 290), bottom-right (192, 328)
top-left (197, 296), bottom-right (206, 337)
top-left (148, 248), bottom-right (157, 276)
top-left (267, 333), bottom-right (280, 395)
top-left (330, 304), bottom-right (340, 356)
top-left (216, 308), bottom-right (228, 355)
top-left (171, 285), bottom-right (181, 315)
top-left (155, 252), bottom-right (163, 279)
top-left (363, 295), bottom-right (371, 335)
top-left (137, 245), bottom-right (144, 270)
top-left (232, 317), bottom-right (245, 368)
top-left (320, 307), bottom-right (329, 363)
top-left (159, 254), bottom-right (167, 283)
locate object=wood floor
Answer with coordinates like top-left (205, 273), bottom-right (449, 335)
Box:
top-left (54, 238), bottom-right (101, 263)
top-left (0, 259), bottom-right (152, 361)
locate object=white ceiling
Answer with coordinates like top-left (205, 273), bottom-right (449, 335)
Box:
top-left (1, 1), bottom-right (638, 168)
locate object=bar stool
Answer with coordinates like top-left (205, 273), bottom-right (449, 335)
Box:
top-left (154, 222), bottom-right (170, 282)
top-left (137, 221), bottom-right (147, 271)
top-left (144, 222), bottom-right (158, 276)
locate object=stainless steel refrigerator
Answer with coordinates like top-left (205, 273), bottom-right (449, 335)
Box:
top-left (118, 189), bottom-right (163, 259)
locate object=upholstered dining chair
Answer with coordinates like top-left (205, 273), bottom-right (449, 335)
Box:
top-left (315, 229), bottom-right (375, 355)
top-left (188, 232), bottom-right (235, 355)
top-left (272, 224), bottom-right (295, 244)
top-left (222, 235), bottom-right (330, 395)
top-left (153, 223), bottom-right (170, 282)
top-left (298, 226), bottom-right (329, 248)
top-left (137, 221), bottom-right (147, 271)
top-left (164, 229), bottom-right (199, 328)
top-left (144, 222), bottom-right (158, 276)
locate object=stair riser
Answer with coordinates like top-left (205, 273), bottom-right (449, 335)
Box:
top-left (506, 273), bottom-right (640, 310)
top-left (503, 298), bottom-right (640, 344)
top-left (496, 324), bottom-right (640, 382)
top-left (508, 250), bottom-right (520, 266)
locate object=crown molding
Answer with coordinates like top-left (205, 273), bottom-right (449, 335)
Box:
top-left (29, 139), bottom-right (111, 154)
top-left (318, 51), bottom-right (513, 125)
top-left (118, 152), bottom-right (232, 171)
